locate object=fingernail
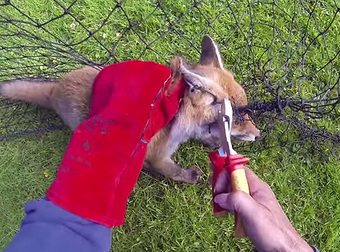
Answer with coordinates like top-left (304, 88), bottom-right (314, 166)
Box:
top-left (214, 194), bottom-right (229, 204)
top-left (214, 194), bottom-right (235, 214)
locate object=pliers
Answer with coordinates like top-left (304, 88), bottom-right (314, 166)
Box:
top-left (209, 98), bottom-right (250, 238)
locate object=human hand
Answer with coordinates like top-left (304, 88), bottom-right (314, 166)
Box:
top-left (212, 166), bottom-right (313, 252)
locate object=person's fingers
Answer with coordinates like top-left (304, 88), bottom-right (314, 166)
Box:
top-left (244, 167), bottom-right (262, 186)
top-left (210, 163), bottom-right (230, 193)
top-left (214, 193), bottom-right (235, 214)
top-left (214, 169), bottom-right (230, 194)
top-left (211, 164), bottom-right (263, 195)
top-left (209, 163), bottom-right (215, 172)
top-left (214, 191), bottom-right (264, 218)
top-left (244, 167), bottom-right (273, 196)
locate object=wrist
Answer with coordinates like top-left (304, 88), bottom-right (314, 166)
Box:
top-left (298, 240), bottom-right (315, 252)
top-left (282, 234), bottom-right (314, 252)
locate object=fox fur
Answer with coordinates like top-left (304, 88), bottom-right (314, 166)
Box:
top-left (0, 35), bottom-right (260, 184)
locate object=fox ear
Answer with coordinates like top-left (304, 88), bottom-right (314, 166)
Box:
top-left (167, 56), bottom-right (184, 94)
top-left (179, 57), bottom-right (214, 91)
top-left (179, 56), bottom-right (225, 99)
top-left (200, 35), bottom-right (224, 69)
top-left (170, 56), bottom-right (181, 79)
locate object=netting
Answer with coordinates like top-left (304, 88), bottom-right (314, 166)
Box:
top-left (1, 0), bottom-right (340, 153)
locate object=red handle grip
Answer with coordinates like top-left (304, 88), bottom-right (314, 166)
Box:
top-left (209, 151), bottom-right (250, 238)
top-left (209, 151), bottom-right (228, 217)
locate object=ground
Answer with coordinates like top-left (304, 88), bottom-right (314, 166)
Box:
top-left (0, 0), bottom-right (339, 251)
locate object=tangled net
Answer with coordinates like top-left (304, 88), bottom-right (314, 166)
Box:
top-left (0, 0), bottom-right (340, 154)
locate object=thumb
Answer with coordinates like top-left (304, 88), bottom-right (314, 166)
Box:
top-left (214, 191), bottom-right (261, 218)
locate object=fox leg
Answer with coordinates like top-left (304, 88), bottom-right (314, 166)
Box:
top-left (55, 99), bottom-right (87, 131)
top-left (144, 158), bottom-right (202, 184)
top-left (58, 111), bottom-right (85, 131)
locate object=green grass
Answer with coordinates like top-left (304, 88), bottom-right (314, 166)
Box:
top-left (1, 0), bottom-right (340, 251)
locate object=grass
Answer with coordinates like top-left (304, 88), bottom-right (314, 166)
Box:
top-left (1, 0), bottom-right (340, 251)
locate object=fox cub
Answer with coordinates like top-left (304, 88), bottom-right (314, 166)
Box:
top-left (0, 36), bottom-right (260, 184)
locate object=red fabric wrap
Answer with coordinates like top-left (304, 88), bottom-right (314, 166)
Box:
top-left (46, 60), bottom-right (185, 227)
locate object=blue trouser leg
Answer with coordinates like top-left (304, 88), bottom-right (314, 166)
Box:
top-left (4, 198), bottom-right (111, 252)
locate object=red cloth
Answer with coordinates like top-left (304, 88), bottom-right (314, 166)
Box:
top-left (47, 61), bottom-right (185, 227)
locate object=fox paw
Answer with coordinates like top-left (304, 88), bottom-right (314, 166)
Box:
top-left (175, 167), bottom-right (202, 184)
top-left (188, 167), bottom-right (203, 184)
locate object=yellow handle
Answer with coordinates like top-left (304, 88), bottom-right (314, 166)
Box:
top-left (231, 169), bottom-right (249, 238)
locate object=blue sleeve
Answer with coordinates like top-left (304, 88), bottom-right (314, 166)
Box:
top-left (4, 198), bottom-right (112, 252)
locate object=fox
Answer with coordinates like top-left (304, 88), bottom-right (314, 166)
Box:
top-left (0, 35), bottom-right (260, 184)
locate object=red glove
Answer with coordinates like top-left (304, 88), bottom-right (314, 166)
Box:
top-left (46, 61), bottom-right (185, 227)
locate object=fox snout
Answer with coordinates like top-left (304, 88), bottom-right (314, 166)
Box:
top-left (231, 120), bottom-right (260, 141)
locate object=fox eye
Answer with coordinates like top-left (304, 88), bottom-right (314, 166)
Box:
top-left (211, 96), bottom-right (218, 106)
